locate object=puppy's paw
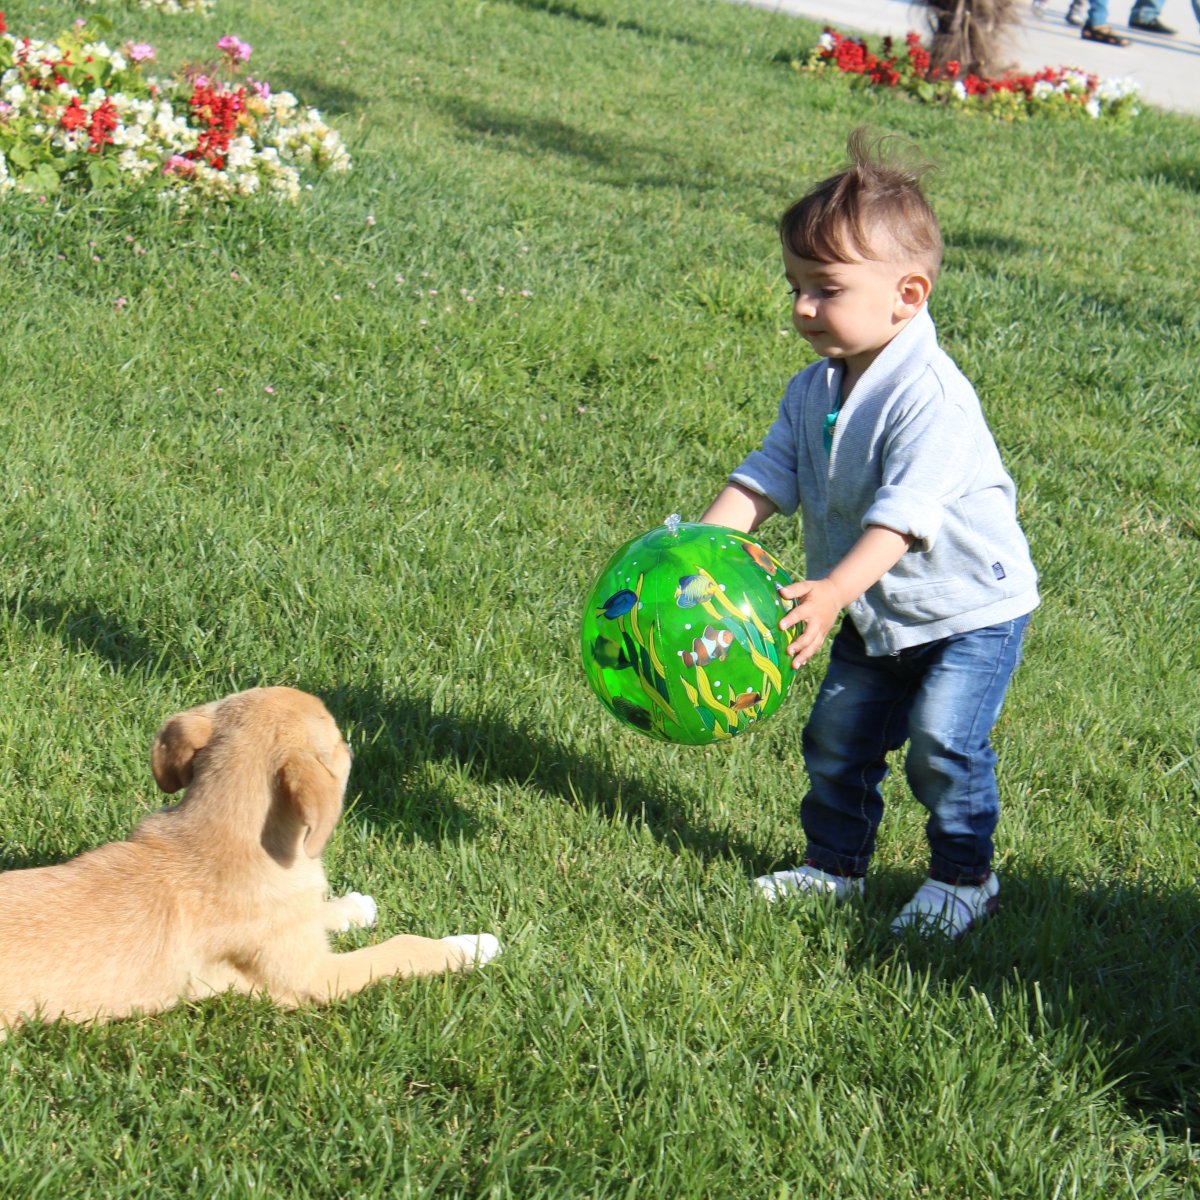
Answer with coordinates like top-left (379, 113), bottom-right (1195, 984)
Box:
top-left (440, 933), bottom-right (502, 968)
top-left (333, 891), bottom-right (378, 931)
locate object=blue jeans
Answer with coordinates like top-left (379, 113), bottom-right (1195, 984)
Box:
top-left (1120, 0), bottom-right (1200, 24)
top-left (800, 614), bottom-right (1030, 885)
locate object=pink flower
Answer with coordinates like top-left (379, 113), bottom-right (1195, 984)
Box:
top-left (162, 154), bottom-right (196, 178)
top-left (127, 42), bottom-right (155, 63)
top-left (216, 35), bottom-right (252, 63)
top-left (248, 78), bottom-right (270, 100)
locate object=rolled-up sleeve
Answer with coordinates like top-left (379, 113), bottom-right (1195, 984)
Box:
top-left (862, 387), bottom-right (981, 552)
top-left (730, 391), bottom-right (802, 517)
top-left (862, 485), bottom-right (945, 548)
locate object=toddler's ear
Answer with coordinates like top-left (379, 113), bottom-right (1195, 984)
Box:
top-left (896, 271), bottom-right (932, 317)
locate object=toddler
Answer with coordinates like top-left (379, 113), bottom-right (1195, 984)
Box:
top-left (701, 130), bottom-right (1039, 938)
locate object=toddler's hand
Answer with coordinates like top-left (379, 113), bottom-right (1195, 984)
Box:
top-left (778, 578), bottom-right (843, 667)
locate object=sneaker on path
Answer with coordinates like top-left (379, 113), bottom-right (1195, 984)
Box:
top-left (754, 863), bottom-right (865, 903)
top-left (890, 873), bottom-right (1000, 939)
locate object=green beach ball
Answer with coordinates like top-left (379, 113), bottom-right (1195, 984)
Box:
top-left (580, 515), bottom-right (796, 746)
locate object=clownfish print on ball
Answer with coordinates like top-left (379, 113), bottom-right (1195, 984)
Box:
top-left (681, 626), bottom-right (733, 669)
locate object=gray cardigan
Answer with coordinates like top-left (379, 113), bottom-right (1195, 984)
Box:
top-left (731, 307), bottom-right (1039, 655)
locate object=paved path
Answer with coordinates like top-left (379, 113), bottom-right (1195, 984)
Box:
top-left (734, 0), bottom-right (1200, 115)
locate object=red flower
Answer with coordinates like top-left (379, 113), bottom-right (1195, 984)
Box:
top-left (905, 32), bottom-right (931, 78)
top-left (187, 81), bottom-right (246, 170)
top-left (0, 12), bottom-right (7, 35)
top-left (86, 98), bottom-right (119, 152)
top-left (809, 25), bottom-right (1114, 112)
top-left (60, 97), bottom-right (88, 132)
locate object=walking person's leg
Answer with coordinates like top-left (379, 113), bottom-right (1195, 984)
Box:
top-left (891, 615), bottom-right (1030, 937)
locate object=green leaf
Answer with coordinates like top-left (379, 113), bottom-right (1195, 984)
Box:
top-left (7, 143), bottom-right (34, 170)
top-left (87, 156), bottom-right (122, 190)
top-left (30, 162), bottom-right (61, 193)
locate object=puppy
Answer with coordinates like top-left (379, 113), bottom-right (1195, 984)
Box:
top-left (0, 686), bottom-right (500, 1033)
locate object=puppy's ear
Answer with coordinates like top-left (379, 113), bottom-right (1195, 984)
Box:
top-left (277, 754), bottom-right (343, 858)
top-left (151, 707), bottom-right (216, 794)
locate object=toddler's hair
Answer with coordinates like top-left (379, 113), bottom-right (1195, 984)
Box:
top-left (780, 128), bottom-right (943, 279)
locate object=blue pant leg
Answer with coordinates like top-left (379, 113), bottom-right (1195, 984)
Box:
top-left (1085, 0), bottom-right (1110, 23)
top-left (903, 616), bottom-right (1029, 884)
top-left (1128, 0), bottom-right (1163, 22)
top-left (800, 622), bottom-right (913, 877)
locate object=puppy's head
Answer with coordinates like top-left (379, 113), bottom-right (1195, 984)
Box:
top-left (271, 690), bottom-right (353, 859)
top-left (151, 688), bottom-right (353, 861)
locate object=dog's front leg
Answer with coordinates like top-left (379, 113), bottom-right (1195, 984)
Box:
top-left (300, 932), bottom-right (501, 1002)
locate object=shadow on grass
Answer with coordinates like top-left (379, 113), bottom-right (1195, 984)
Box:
top-left (325, 683), bottom-right (769, 869)
top-left (6, 599), bottom-right (1197, 1142)
top-left (436, 96), bottom-right (712, 192)
top-left (2, 595), bottom-right (163, 676)
top-left (1140, 158), bottom-right (1200, 194)
top-left (943, 228), bottom-right (1029, 256)
top-left (0, 596), bottom-right (765, 869)
top-left (275, 73), bottom-right (366, 117)
top-left (855, 868), bottom-right (1200, 1142)
top-left (431, 95), bottom-right (786, 206)
top-left (501, 0), bottom-right (711, 50)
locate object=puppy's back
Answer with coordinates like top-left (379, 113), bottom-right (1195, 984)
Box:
top-left (0, 840), bottom-right (187, 1026)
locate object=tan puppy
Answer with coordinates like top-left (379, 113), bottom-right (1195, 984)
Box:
top-left (0, 686), bottom-right (500, 1033)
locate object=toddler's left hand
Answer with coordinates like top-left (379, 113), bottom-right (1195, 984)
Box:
top-left (778, 578), bottom-right (842, 668)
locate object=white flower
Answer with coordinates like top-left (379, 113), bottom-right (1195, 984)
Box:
top-left (114, 124), bottom-right (147, 149)
top-left (952, 80), bottom-right (967, 100)
top-left (1085, 98), bottom-right (1101, 118)
top-left (1096, 76), bottom-right (1140, 100)
top-left (226, 136), bottom-right (255, 168)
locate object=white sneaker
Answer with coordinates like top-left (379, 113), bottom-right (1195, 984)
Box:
top-left (754, 864), bottom-right (865, 903)
top-left (890, 874), bottom-right (999, 939)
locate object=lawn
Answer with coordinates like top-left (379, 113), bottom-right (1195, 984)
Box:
top-left (0, 0), bottom-right (1198, 1195)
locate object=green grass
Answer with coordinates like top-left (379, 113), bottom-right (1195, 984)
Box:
top-left (1, 0), bottom-right (1199, 1194)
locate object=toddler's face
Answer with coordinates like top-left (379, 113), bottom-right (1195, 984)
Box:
top-left (782, 242), bottom-right (916, 379)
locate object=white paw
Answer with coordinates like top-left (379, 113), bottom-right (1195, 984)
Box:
top-left (440, 933), bottom-right (502, 967)
top-left (338, 891), bottom-right (378, 931)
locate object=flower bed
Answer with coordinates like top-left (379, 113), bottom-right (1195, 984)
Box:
top-left (0, 14), bottom-right (351, 204)
top-left (797, 29), bottom-right (1140, 121)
